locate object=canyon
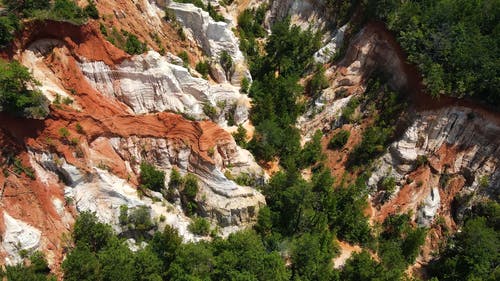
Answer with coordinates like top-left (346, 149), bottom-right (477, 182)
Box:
top-left (0, 0), bottom-right (497, 279)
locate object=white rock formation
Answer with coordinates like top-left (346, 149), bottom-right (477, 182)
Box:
top-left (368, 107), bottom-right (500, 192)
top-left (161, 1), bottom-right (250, 84)
top-left (64, 167), bottom-right (201, 241)
top-left (2, 212), bottom-right (42, 265)
top-left (18, 39), bottom-right (79, 109)
top-left (110, 136), bottom-right (266, 227)
top-left (266, 0), bottom-right (328, 30)
top-left (417, 187), bottom-right (441, 226)
top-left (314, 24), bottom-right (348, 64)
top-left (80, 51), bottom-right (250, 126)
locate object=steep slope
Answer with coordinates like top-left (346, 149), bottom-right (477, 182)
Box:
top-left (299, 21), bottom-right (500, 271)
top-left (0, 18), bottom-right (264, 270)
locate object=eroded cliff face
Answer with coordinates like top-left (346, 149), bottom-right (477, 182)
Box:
top-left (299, 21), bottom-right (500, 268)
top-left (0, 19), bottom-right (264, 270)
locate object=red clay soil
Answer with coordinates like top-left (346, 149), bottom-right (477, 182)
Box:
top-left (0, 19), bottom-right (234, 274)
top-left (94, 0), bottom-right (204, 67)
top-left (7, 20), bottom-right (129, 66)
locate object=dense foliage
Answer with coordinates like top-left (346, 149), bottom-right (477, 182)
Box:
top-left (0, 0), bottom-right (97, 46)
top-left (429, 201), bottom-right (499, 280)
top-left (374, 0), bottom-right (500, 107)
top-left (139, 162), bottom-right (166, 192)
top-left (0, 59), bottom-right (48, 118)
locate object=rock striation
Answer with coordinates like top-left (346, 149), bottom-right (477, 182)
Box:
top-left (80, 51), bottom-right (250, 126)
top-left (160, 0), bottom-right (250, 85)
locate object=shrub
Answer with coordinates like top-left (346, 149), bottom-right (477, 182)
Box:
top-left (140, 162), bottom-right (165, 192)
top-left (341, 97), bottom-right (360, 123)
top-left (119, 205), bottom-right (128, 225)
top-left (328, 129), bottom-right (350, 150)
top-left (58, 127), bottom-right (70, 139)
top-left (232, 124), bottom-right (247, 147)
top-left (307, 65), bottom-right (328, 99)
top-left (128, 206), bottom-right (153, 231)
top-left (75, 123), bottom-right (84, 134)
top-left (125, 34), bottom-right (147, 55)
top-left (195, 61), bottom-right (210, 79)
top-left (183, 173), bottom-right (198, 200)
top-left (188, 217), bottom-right (210, 236)
top-left (240, 77), bottom-right (250, 93)
top-left (177, 51), bottom-right (189, 67)
top-left (84, 0), bottom-right (99, 19)
top-left (202, 102), bottom-right (217, 120)
top-left (220, 51), bottom-right (233, 79)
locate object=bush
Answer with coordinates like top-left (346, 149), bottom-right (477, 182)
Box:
top-left (140, 162), bottom-right (165, 192)
top-left (183, 173), bottom-right (198, 200)
top-left (128, 206), bottom-right (153, 231)
top-left (195, 61), bottom-right (210, 79)
top-left (188, 217), bottom-right (211, 236)
top-left (125, 34), bottom-right (147, 55)
top-left (202, 102), bottom-right (217, 120)
top-left (84, 0), bottom-right (99, 19)
top-left (328, 129), bottom-right (350, 150)
top-left (240, 77), bottom-right (250, 93)
top-left (219, 50), bottom-right (233, 79)
top-left (177, 51), bottom-right (189, 67)
top-left (232, 124), bottom-right (247, 147)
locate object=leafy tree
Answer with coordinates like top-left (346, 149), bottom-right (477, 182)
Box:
top-left (232, 124), bottom-right (248, 147)
top-left (125, 33), bottom-right (147, 55)
top-left (188, 217), bottom-right (211, 236)
top-left (291, 231), bottom-right (338, 281)
top-left (0, 59), bottom-right (49, 118)
top-left (212, 230), bottom-right (290, 281)
top-left (167, 242), bottom-right (215, 280)
top-left (374, 0), bottom-right (500, 106)
top-left (97, 239), bottom-right (135, 281)
top-left (140, 162), bottom-right (165, 192)
top-left (430, 217), bottom-right (499, 281)
top-left (0, 15), bottom-right (19, 46)
top-left (149, 225), bottom-right (182, 270)
top-left (133, 248), bottom-right (163, 281)
top-left (299, 130), bottom-right (325, 168)
top-left (328, 129), bottom-right (350, 150)
top-left (84, 0), bottom-right (99, 19)
top-left (72, 211), bottom-right (113, 252)
top-left (307, 65), bottom-right (329, 99)
top-left (62, 245), bottom-right (101, 281)
top-left (341, 251), bottom-right (382, 281)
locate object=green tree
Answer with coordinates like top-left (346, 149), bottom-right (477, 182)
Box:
top-left (149, 225), bottom-right (182, 270)
top-left (328, 129), bottom-right (350, 150)
top-left (140, 162), bottom-right (165, 192)
top-left (72, 211), bottom-right (113, 252)
top-left (62, 245), bottom-right (101, 281)
top-left (0, 59), bottom-right (49, 118)
top-left (84, 0), bottom-right (99, 19)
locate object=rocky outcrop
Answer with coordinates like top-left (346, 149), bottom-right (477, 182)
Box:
top-left (369, 107), bottom-right (500, 227)
top-left (314, 24), bottom-right (348, 64)
top-left (80, 51), bottom-right (250, 125)
top-left (109, 135), bottom-right (265, 227)
top-left (298, 23), bottom-right (412, 140)
top-left (1, 212), bottom-right (42, 265)
top-left (160, 0), bottom-right (250, 85)
top-left (266, 0), bottom-right (328, 30)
